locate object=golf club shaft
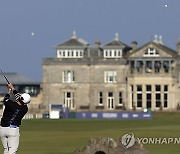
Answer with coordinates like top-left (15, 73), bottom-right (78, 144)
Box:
top-left (0, 69), bottom-right (10, 84)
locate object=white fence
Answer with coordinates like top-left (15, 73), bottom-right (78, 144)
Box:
top-left (23, 113), bottom-right (43, 119)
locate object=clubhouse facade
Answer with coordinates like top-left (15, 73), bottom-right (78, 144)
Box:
top-left (42, 32), bottom-right (180, 112)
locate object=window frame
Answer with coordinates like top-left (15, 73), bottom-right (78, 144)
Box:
top-left (63, 92), bottom-right (75, 109)
top-left (104, 71), bottom-right (117, 83)
top-left (62, 70), bottom-right (75, 83)
top-left (103, 49), bottom-right (122, 58)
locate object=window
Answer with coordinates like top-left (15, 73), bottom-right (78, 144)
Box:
top-left (76, 51), bottom-right (78, 56)
top-left (136, 61), bottom-right (143, 73)
top-left (144, 48), bottom-right (159, 57)
top-left (163, 61), bottom-right (169, 73)
top-left (109, 50), bottom-right (112, 56)
top-left (146, 85), bottom-right (151, 92)
top-left (57, 49), bottom-right (83, 58)
top-left (154, 61), bottom-right (161, 73)
top-left (98, 92), bottom-right (103, 105)
top-left (155, 94), bottom-right (161, 107)
top-left (63, 70), bottom-right (75, 83)
top-left (155, 85), bottom-right (161, 91)
top-left (63, 92), bottom-right (74, 109)
top-left (137, 94), bottom-right (142, 107)
top-left (164, 85), bottom-right (168, 92)
top-left (1, 85), bottom-right (40, 96)
top-left (146, 85), bottom-right (152, 108)
top-left (22, 86), bottom-right (39, 96)
top-left (155, 85), bottom-right (161, 107)
top-left (107, 92), bottom-right (114, 110)
top-left (63, 51), bottom-right (65, 56)
top-left (119, 92), bottom-right (123, 106)
top-left (146, 93), bottom-right (152, 108)
top-left (104, 71), bottom-right (117, 83)
top-left (164, 85), bottom-right (168, 108)
top-left (118, 50), bottom-right (121, 56)
top-left (145, 61), bottom-right (152, 73)
top-left (137, 85), bottom-right (142, 92)
top-left (130, 61), bottom-right (134, 68)
top-left (164, 94), bottom-right (168, 108)
top-left (137, 85), bottom-right (142, 108)
top-left (67, 51), bottom-right (70, 56)
top-left (57, 50), bottom-right (61, 57)
top-left (114, 51), bottom-right (117, 56)
top-left (130, 61), bottom-right (135, 73)
top-left (80, 50), bottom-right (83, 57)
top-left (105, 51), bottom-right (108, 57)
top-left (103, 49), bottom-right (122, 58)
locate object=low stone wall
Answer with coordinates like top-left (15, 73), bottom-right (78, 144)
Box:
top-left (74, 137), bottom-right (149, 154)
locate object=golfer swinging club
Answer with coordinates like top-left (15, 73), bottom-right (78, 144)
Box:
top-left (0, 82), bottom-right (31, 154)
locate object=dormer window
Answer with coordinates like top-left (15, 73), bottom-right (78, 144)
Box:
top-left (144, 48), bottom-right (159, 57)
top-left (104, 49), bottom-right (122, 58)
top-left (57, 49), bottom-right (83, 58)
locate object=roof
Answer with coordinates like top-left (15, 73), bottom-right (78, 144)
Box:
top-left (104, 40), bottom-right (129, 48)
top-left (55, 31), bottom-right (88, 48)
top-left (0, 72), bottom-right (40, 85)
top-left (103, 33), bottom-right (129, 48)
top-left (56, 38), bottom-right (86, 47)
top-left (127, 42), bottom-right (177, 58)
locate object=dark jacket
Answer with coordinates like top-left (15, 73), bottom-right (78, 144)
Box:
top-left (0, 90), bottom-right (28, 127)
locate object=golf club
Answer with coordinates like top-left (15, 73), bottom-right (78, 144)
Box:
top-left (0, 69), bottom-right (10, 84)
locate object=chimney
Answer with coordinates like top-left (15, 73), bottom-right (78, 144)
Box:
top-left (71, 31), bottom-right (77, 39)
top-left (153, 34), bottom-right (163, 44)
top-left (158, 35), bottom-right (163, 44)
top-left (131, 41), bottom-right (138, 50)
top-left (153, 34), bottom-right (158, 43)
top-left (114, 33), bottom-right (119, 41)
top-left (177, 38), bottom-right (180, 56)
top-left (95, 39), bottom-right (101, 46)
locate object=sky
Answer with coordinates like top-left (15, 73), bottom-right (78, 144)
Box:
top-left (0, 0), bottom-right (180, 82)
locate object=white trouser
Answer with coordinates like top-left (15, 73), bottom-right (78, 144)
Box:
top-left (0, 126), bottom-right (20, 154)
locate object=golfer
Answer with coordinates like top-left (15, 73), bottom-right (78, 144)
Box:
top-left (0, 82), bottom-right (31, 154)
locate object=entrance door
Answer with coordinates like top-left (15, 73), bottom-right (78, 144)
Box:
top-left (107, 92), bottom-right (114, 110)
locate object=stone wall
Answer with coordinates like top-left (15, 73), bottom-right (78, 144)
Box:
top-left (74, 137), bottom-right (149, 154)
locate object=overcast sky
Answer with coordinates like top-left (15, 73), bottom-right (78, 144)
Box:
top-left (0, 0), bottom-right (179, 81)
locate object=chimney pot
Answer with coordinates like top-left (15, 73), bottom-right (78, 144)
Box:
top-left (131, 41), bottom-right (138, 50)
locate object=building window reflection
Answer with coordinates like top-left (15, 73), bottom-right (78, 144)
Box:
top-left (145, 61), bottom-right (152, 73)
top-left (163, 61), bottom-right (169, 73)
top-left (154, 61), bottom-right (161, 73)
top-left (136, 61), bottom-right (143, 73)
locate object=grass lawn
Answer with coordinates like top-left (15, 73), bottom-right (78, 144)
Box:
top-left (1, 112), bottom-right (180, 154)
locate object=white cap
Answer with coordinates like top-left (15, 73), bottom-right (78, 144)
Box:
top-left (21, 93), bottom-right (31, 104)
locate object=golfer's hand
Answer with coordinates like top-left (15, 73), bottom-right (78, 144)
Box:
top-left (7, 83), bottom-right (15, 90)
top-left (8, 88), bottom-right (12, 94)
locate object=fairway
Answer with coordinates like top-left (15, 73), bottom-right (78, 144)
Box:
top-left (1, 112), bottom-right (180, 154)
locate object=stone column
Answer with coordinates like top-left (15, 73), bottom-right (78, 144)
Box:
top-left (161, 85), bottom-right (164, 110)
top-left (151, 84), bottom-right (155, 111)
top-left (142, 84), bottom-right (146, 109)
